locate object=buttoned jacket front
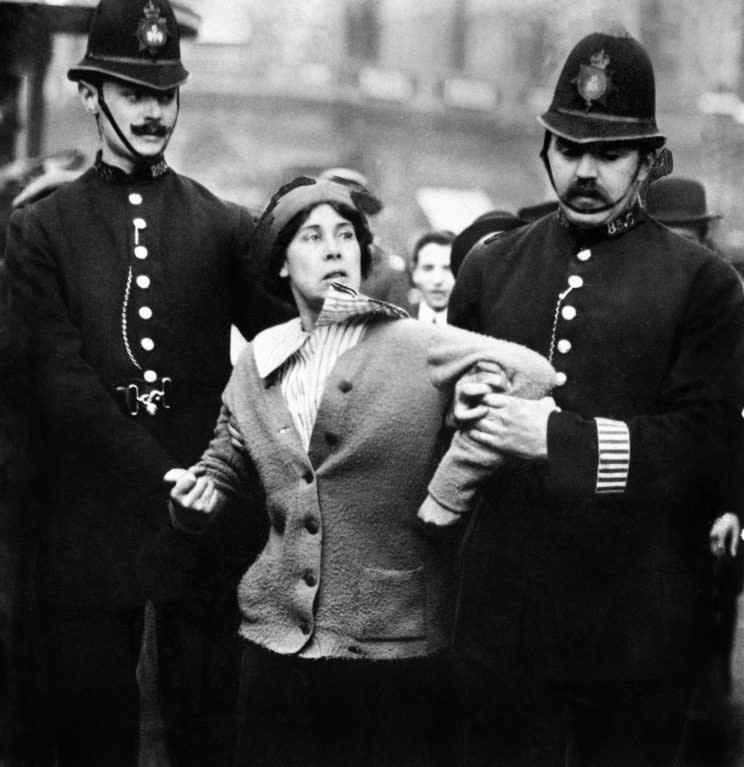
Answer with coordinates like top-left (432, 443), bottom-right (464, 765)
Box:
top-left (5, 163), bottom-right (287, 610)
top-left (450, 211), bottom-right (744, 681)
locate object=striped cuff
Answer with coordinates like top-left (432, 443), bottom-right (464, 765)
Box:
top-left (595, 418), bottom-right (630, 494)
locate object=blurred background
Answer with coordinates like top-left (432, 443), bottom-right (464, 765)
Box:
top-left (1, 2), bottom-right (744, 765)
top-left (4, 0), bottom-right (744, 260)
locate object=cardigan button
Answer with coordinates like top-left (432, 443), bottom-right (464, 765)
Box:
top-left (303, 570), bottom-right (317, 587)
top-left (299, 621), bottom-right (311, 635)
top-left (303, 470), bottom-right (313, 484)
top-left (304, 517), bottom-right (319, 535)
top-left (274, 517), bottom-right (285, 534)
top-left (325, 432), bottom-right (339, 447)
top-left (338, 379), bottom-right (353, 393)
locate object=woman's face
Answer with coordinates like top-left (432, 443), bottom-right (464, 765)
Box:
top-left (282, 203), bottom-right (362, 314)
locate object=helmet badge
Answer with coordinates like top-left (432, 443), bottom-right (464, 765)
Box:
top-left (136, 1), bottom-right (169, 57)
top-left (573, 50), bottom-right (613, 109)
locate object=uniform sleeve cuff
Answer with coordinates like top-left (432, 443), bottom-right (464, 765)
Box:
top-left (595, 417), bottom-right (630, 494)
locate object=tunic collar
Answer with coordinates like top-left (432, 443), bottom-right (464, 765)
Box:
top-left (253, 282), bottom-right (408, 378)
top-left (93, 150), bottom-right (170, 185)
top-left (556, 202), bottom-right (643, 245)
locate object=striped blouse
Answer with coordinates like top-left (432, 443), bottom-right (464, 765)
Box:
top-left (252, 283), bottom-right (408, 451)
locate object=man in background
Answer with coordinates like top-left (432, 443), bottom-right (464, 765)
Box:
top-left (408, 230), bottom-right (455, 324)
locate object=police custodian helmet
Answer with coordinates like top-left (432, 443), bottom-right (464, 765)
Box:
top-left (538, 30), bottom-right (665, 147)
top-left (67, 0), bottom-right (189, 91)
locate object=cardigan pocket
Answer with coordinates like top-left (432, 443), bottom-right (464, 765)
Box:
top-left (352, 566), bottom-right (427, 640)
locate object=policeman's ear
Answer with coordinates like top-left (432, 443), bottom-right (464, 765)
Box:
top-left (78, 80), bottom-right (100, 115)
top-left (635, 150), bottom-right (657, 185)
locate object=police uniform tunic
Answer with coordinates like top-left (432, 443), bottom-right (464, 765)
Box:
top-left (5, 154), bottom-right (280, 612)
top-left (450, 209), bottom-right (744, 683)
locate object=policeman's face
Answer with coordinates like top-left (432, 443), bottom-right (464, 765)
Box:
top-left (547, 135), bottom-right (652, 228)
top-left (282, 204), bottom-right (362, 317)
top-left (82, 79), bottom-right (178, 170)
top-left (412, 242), bottom-right (454, 312)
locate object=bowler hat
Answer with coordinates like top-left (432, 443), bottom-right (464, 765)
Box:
top-left (451, 210), bottom-right (527, 277)
top-left (539, 31), bottom-right (664, 145)
top-left (645, 177), bottom-right (721, 225)
top-left (68, 0), bottom-right (189, 91)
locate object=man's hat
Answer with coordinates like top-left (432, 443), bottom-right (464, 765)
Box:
top-left (67, 0), bottom-right (189, 91)
top-left (645, 177), bottom-right (721, 225)
top-left (451, 210), bottom-right (527, 277)
top-left (538, 31), bottom-right (664, 145)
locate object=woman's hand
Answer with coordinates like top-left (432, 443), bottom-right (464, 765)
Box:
top-left (452, 361), bottom-right (509, 426)
top-left (164, 468), bottom-right (223, 515)
top-left (709, 512), bottom-right (741, 559)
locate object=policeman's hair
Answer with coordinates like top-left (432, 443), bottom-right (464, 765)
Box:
top-left (410, 229), bottom-right (456, 268)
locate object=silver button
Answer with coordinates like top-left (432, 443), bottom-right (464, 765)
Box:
top-left (136, 275), bottom-right (151, 289)
top-left (561, 305), bottom-right (577, 321)
top-left (576, 249), bottom-right (591, 262)
top-left (568, 275), bottom-right (584, 289)
top-left (133, 217), bottom-right (147, 229)
top-left (144, 370), bottom-right (157, 383)
top-left (139, 306), bottom-right (152, 320)
top-left (555, 372), bottom-right (568, 386)
top-left (140, 337), bottom-right (154, 351)
top-left (557, 339), bottom-right (572, 354)
top-left (128, 193), bottom-right (143, 205)
top-left (134, 246), bottom-right (148, 260)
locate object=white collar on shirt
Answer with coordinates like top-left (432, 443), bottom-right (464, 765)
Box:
top-left (253, 282), bottom-right (409, 378)
top-left (417, 300), bottom-right (448, 326)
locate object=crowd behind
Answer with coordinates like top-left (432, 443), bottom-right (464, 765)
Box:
top-left (1, 1), bottom-right (744, 767)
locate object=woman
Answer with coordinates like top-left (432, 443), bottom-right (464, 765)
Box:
top-left (165, 177), bottom-right (556, 766)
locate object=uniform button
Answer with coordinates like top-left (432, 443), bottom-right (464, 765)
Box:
top-left (325, 432), bottom-right (339, 446)
top-left (576, 248), bottom-right (591, 262)
top-left (133, 217), bottom-right (147, 229)
top-left (134, 246), bottom-right (148, 260)
top-left (303, 570), bottom-right (317, 587)
top-left (304, 517), bottom-right (319, 535)
top-left (144, 369), bottom-right (157, 383)
top-left (139, 306), bottom-right (153, 320)
top-left (555, 372), bottom-right (568, 386)
top-left (303, 470), bottom-right (313, 484)
top-left (561, 305), bottom-right (576, 321)
top-left (128, 193), bottom-right (143, 205)
top-left (136, 275), bottom-right (151, 289)
top-left (568, 275), bottom-right (584, 289)
top-left (299, 621), bottom-right (311, 635)
top-left (338, 380), bottom-right (352, 393)
top-left (557, 339), bottom-right (572, 354)
top-left (140, 337), bottom-right (154, 351)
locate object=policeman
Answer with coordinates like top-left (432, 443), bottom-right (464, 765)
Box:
top-left (447, 31), bottom-right (744, 766)
top-left (4, 1), bottom-right (287, 765)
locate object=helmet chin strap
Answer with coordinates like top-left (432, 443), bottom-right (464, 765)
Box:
top-left (540, 133), bottom-right (643, 217)
top-left (96, 85), bottom-right (180, 164)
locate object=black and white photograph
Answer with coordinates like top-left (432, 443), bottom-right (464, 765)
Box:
top-left (1, 1), bottom-right (743, 765)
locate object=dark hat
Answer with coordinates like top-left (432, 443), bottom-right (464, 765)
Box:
top-left (538, 31), bottom-right (664, 145)
top-left (645, 177), bottom-right (721, 225)
top-left (68, 0), bottom-right (189, 91)
top-left (517, 200), bottom-right (559, 222)
top-left (451, 210), bottom-right (527, 277)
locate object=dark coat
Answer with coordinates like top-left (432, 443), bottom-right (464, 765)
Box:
top-left (449, 210), bottom-right (744, 682)
top-left (4, 163), bottom-right (286, 612)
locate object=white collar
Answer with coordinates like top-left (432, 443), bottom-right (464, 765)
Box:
top-left (253, 282), bottom-right (408, 378)
top-left (417, 301), bottom-right (448, 325)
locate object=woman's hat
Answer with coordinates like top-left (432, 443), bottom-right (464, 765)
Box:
top-left (645, 177), bottom-right (721, 225)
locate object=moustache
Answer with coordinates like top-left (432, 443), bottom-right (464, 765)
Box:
top-left (565, 181), bottom-right (611, 206)
top-left (131, 122), bottom-right (168, 138)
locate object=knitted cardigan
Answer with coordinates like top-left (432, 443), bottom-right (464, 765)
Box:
top-left (176, 317), bottom-right (555, 660)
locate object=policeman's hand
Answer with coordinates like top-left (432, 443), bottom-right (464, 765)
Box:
top-left (453, 362), bottom-right (509, 426)
top-left (227, 417), bottom-right (247, 451)
top-left (467, 394), bottom-right (559, 460)
top-left (417, 495), bottom-right (461, 527)
top-left (709, 512), bottom-right (740, 558)
top-left (163, 468), bottom-right (222, 514)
